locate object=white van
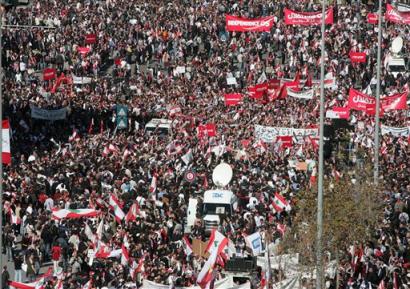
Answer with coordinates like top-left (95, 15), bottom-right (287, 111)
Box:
top-left (144, 118), bottom-right (173, 135)
top-left (202, 190), bottom-right (238, 233)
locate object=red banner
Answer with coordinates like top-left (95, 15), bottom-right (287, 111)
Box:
top-left (348, 88), bottom-right (408, 112)
top-left (198, 123), bottom-right (217, 138)
top-left (77, 47), bottom-right (91, 55)
top-left (248, 83), bottom-right (268, 99)
top-left (386, 4), bottom-right (410, 24)
top-left (268, 79), bottom-right (281, 89)
top-left (349, 52), bottom-right (367, 63)
top-left (225, 15), bottom-right (275, 32)
top-left (85, 34), bottom-right (97, 44)
top-left (348, 88), bottom-right (374, 111)
top-left (277, 136), bottom-right (293, 149)
top-left (43, 68), bottom-right (56, 81)
top-left (284, 7), bottom-right (333, 25)
top-left (367, 13), bottom-right (378, 24)
top-left (224, 93), bottom-right (242, 106)
top-left (381, 92), bottom-right (408, 111)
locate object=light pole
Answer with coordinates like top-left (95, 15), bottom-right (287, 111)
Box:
top-left (316, 0), bottom-right (327, 288)
top-left (373, 0), bottom-right (382, 185)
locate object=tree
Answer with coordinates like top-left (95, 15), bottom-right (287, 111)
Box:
top-left (280, 162), bottom-right (382, 285)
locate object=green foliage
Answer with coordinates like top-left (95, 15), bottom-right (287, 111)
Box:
top-left (282, 164), bottom-right (382, 266)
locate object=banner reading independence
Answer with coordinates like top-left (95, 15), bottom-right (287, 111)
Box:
top-left (255, 125), bottom-right (319, 143)
top-left (31, 106), bottom-right (68, 121)
top-left (381, 125), bottom-right (410, 137)
top-left (284, 7), bottom-right (333, 25)
top-left (386, 4), bottom-right (410, 24)
top-left (225, 15), bottom-right (275, 32)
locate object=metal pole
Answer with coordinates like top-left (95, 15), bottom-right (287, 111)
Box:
top-left (373, 0), bottom-right (382, 185)
top-left (316, 0), bottom-right (327, 289)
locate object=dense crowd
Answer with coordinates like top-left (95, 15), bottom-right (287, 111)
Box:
top-left (1, 0), bottom-right (410, 289)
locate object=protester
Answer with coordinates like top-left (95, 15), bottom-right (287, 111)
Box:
top-left (1, 0), bottom-right (409, 289)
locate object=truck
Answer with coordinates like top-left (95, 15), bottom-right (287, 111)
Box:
top-left (202, 189), bottom-right (238, 234)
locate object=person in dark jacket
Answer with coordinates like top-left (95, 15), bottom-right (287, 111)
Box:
top-left (2, 266), bottom-right (10, 289)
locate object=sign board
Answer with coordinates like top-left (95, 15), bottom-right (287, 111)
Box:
top-left (116, 105), bottom-right (128, 129)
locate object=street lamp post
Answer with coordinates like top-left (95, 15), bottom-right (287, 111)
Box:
top-left (316, 0), bottom-right (327, 288)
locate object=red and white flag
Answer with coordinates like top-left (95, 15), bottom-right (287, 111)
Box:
top-left (2, 120), bottom-right (11, 165)
top-left (125, 203), bottom-right (140, 223)
top-left (9, 208), bottom-right (21, 225)
top-left (121, 245), bottom-right (130, 266)
top-left (197, 237), bottom-right (229, 289)
top-left (130, 256), bottom-right (145, 280)
top-left (9, 268), bottom-right (52, 289)
top-left (377, 280), bottom-right (385, 289)
top-left (386, 4), bottom-right (410, 24)
top-left (149, 174), bottom-right (158, 193)
top-left (52, 209), bottom-right (99, 220)
top-left (109, 194), bottom-right (125, 223)
top-left (81, 280), bottom-right (92, 289)
top-left (182, 236), bottom-right (193, 256)
top-left (271, 193), bottom-right (290, 213)
top-left (277, 223), bottom-right (286, 236)
top-left (205, 230), bottom-right (228, 255)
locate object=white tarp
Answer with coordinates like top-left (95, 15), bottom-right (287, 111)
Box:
top-left (255, 125), bottom-right (319, 143)
top-left (381, 125), bottom-right (410, 137)
top-left (142, 277), bottom-right (247, 289)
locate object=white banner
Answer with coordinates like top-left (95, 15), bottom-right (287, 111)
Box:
top-left (287, 88), bottom-right (314, 99)
top-left (31, 106), bottom-right (68, 120)
top-left (72, 76), bottom-right (92, 84)
top-left (244, 232), bottom-right (263, 255)
top-left (142, 277), bottom-right (238, 289)
top-left (255, 125), bottom-right (319, 143)
top-left (381, 125), bottom-right (410, 137)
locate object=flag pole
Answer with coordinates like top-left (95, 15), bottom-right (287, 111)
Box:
top-left (316, 0), bottom-right (327, 288)
top-left (373, 0), bottom-right (383, 185)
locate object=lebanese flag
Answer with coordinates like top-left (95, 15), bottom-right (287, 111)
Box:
top-left (393, 272), bottom-right (399, 289)
top-left (197, 237), bottom-right (229, 289)
top-left (277, 223), bottom-right (287, 236)
top-left (125, 203), bottom-right (140, 223)
top-left (109, 194), bottom-right (125, 223)
top-left (205, 230), bottom-right (228, 254)
top-left (52, 209), bottom-right (99, 220)
top-left (377, 280), bottom-right (385, 289)
top-left (2, 120), bottom-right (11, 165)
top-left (149, 174), bottom-right (157, 193)
top-left (81, 280), bottom-right (92, 289)
top-left (224, 93), bottom-right (242, 106)
top-left (271, 193), bottom-right (290, 213)
top-left (121, 245), bottom-right (130, 266)
top-left (95, 247), bottom-right (122, 259)
top-left (182, 236), bottom-right (193, 256)
top-left (130, 256), bottom-right (145, 280)
top-left (9, 208), bottom-right (21, 225)
top-left (9, 268), bottom-right (52, 289)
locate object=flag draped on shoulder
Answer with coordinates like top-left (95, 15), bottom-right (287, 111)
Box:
top-left (52, 209), bottom-right (99, 220)
top-left (125, 202), bottom-right (140, 223)
top-left (270, 193), bottom-right (291, 213)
